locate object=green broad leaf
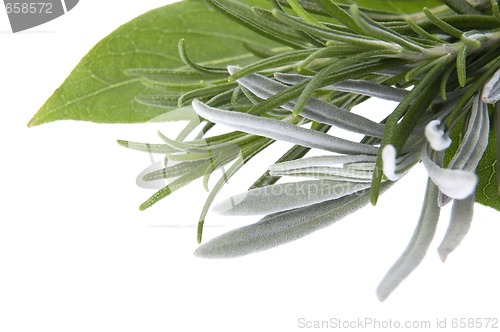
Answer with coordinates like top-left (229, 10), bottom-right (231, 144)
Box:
top-left (335, 0), bottom-right (442, 14)
top-left (475, 115), bottom-right (500, 211)
top-left (28, 0), bottom-right (277, 126)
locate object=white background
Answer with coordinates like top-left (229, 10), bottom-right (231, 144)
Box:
top-left (1, 1), bottom-right (500, 331)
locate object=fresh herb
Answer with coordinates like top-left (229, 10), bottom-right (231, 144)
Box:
top-left (29, 0), bottom-right (500, 300)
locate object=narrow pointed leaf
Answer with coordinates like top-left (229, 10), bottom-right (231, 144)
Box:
top-left (214, 179), bottom-right (370, 215)
top-left (269, 155), bottom-right (377, 172)
top-left (482, 68), bottom-right (500, 104)
top-left (438, 196), bottom-right (475, 262)
top-left (441, 95), bottom-right (490, 206)
top-left (194, 183), bottom-right (392, 258)
top-left (192, 100), bottom-right (379, 155)
top-left (275, 73), bottom-right (409, 102)
top-left (422, 144), bottom-right (478, 200)
top-left (376, 179), bottom-right (440, 301)
top-left (342, 0), bottom-right (441, 14)
top-left (269, 165), bottom-right (374, 182)
top-left (230, 68), bottom-right (386, 137)
top-left (448, 95), bottom-right (489, 171)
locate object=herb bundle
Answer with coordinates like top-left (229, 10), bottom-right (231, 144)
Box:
top-left (29, 0), bottom-right (500, 300)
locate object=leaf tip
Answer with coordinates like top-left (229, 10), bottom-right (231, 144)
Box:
top-left (197, 220), bottom-right (204, 244)
top-left (193, 241), bottom-right (219, 259)
top-left (226, 65), bottom-right (240, 82)
top-left (370, 172), bottom-right (382, 206)
top-left (139, 199), bottom-right (154, 211)
top-left (27, 117), bottom-right (38, 128)
top-left (139, 197), bottom-right (155, 211)
top-left (193, 247), bottom-right (207, 258)
top-left (376, 290), bottom-right (388, 302)
top-left (27, 107), bottom-right (47, 127)
top-left (117, 140), bottom-right (129, 148)
top-left (438, 248), bottom-right (449, 262)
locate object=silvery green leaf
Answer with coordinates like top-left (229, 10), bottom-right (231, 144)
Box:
top-left (272, 72), bottom-right (312, 85)
top-left (481, 67), bottom-right (500, 104)
top-left (345, 162), bottom-right (376, 172)
top-left (194, 183), bottom-right (392, 259)
top-left (376, 179), bottom-right (440, 301)
top-left (213, 179), bottom-right (370, 215)
top-left (274, 72), bottom-right (409, 102)
top-left (421, 144), bottom-right (477, 200)
top-left (325, 80), bottom-right (409, 102)
top-left (394, 150), bottom-right (421, 173)
top-left (269, 156), bottom-right (376, 183)
top-left (269, 166), bottom-right (373, 182)
top-left (269, 155), bottom-right (378, 172)
top-left (448, 95), bottom-right (490, 171)
top-left (191, 100), bottom-right (379, 155)
top-left (439, 95), bottom-right (489, 206)
top-left (437, 196), bottom-right (475, 262)
top-left (228, 66), bottom-right (385, 137)
top-left (270, 172), bottom-right (372, 183)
